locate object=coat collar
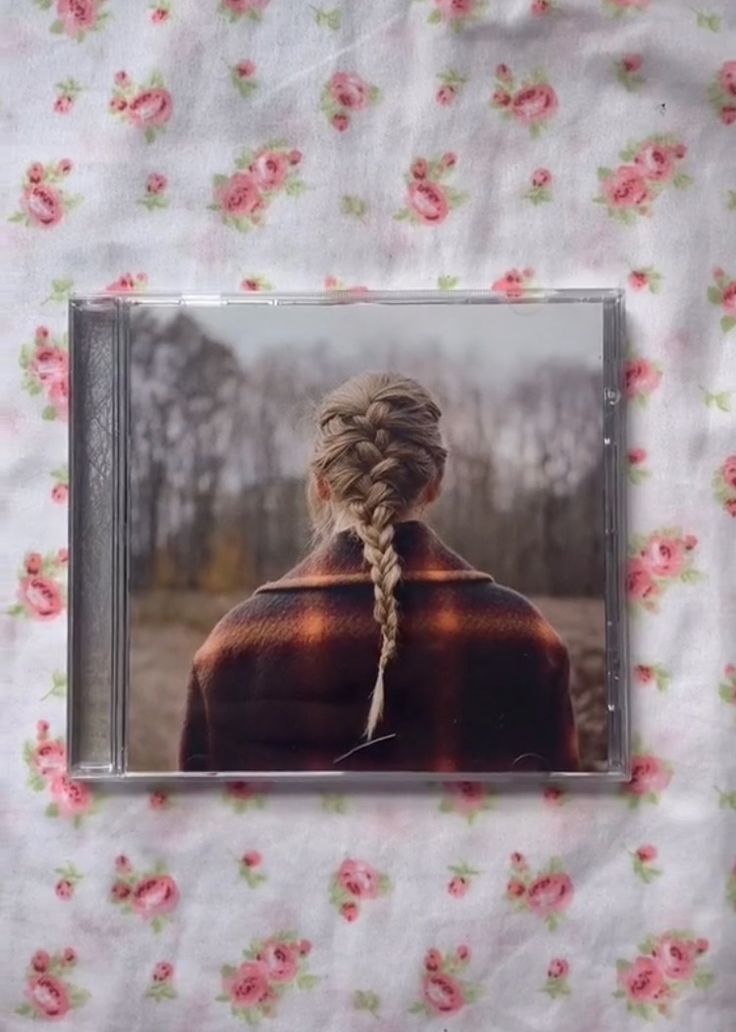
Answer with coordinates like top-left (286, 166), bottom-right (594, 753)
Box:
top-left (255, 520), bottom-right (494, 592)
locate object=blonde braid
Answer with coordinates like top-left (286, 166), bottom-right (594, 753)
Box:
top-left (309, 373), bottom-right (447, 739)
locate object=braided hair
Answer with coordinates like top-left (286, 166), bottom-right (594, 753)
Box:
top-left (308, 373), bottom-right (448, 738)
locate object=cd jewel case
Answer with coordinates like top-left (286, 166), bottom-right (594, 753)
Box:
top-left (67, 290), bottom-right (629, 783)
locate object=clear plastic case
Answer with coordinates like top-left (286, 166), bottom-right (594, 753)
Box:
top-left (67, 290), bottom-right (628, 783)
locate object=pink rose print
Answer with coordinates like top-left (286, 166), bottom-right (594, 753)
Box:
top-left (603, 166), bottom-right (650, 210)
top-left (504, 854), bottom-right (573, 930)
top-left (595, 135), bottom-right (692, 223)
top-left (31, 0), bottom-right (110, 41)
top-left (54, 862), bottom-right (83, 900)
top-left (219, 0), bottom-right (271, 23)
top-left (541, 957), bottom-right (571, 998)
top-left (10, 548), bottom-right (67, 621)
top-left (625, 559), bottom-right (660, 608)
top-left (634, 662), bottom-right (670, 691)
top-left (635, 142), bottom-right (676, 181)
top-left (640, 535), bottom-right (685, 578)
top-left (149, 0), bottom-right (171, 22)
top-left (491, 66), bottom-right (558, 137)
top-left (531, 0), bottom-right (558, 15)
top-left (491, 267), bottom-right (535, 299)
top-left (53, 78), bottom-right (83, 115)
top-left (627, 447), bottom-right (652, 485)
top-left (439, 780), bottom-right (493, 822)
top-left (447, 861), bottom-right (480, 897)
top-left (708, 268), bottom-right (736, 334)
top-left (49, 775), bottom-right (93, 820)
top-left (110, 857), bottom-right (179, 932)
top-left (146, 961), bottom-right (177, 1001)
top-left (238, 849), bottom-right (267, 889)
top-left (223, 780), bottom-right (268, 812)
top-left (18, 324), bottom-right (69, 416)
top-left (603, 0), bottom-right (649, 14)
top-left (324, 277), bottom-right (368, 295)
top-left (139, 173), bottom-right (169, 211)
top-left (9, 161), bottom-right (82, 230)
top-left (217, 933), bottom-right (318, 1021)
top-left (542, 785), bottom-right (568, 806)
top-left (624, 355), bottom-right (662, 404)
top-left (524, 168), bottom-right (553, 204)
top-left (395, 153), bottom-right (466, 225)
top-left (708, 62), bottom-right (736, 125)
top-left (149, 789), bottom-right (170, 809)
top-left (320, 72), bottom-right (381, 131)
top-left (435, 69), bottom-right (466, 106)
top-left (654, 936), bottom-right (696, 982)
top-left (330, 858), bottom-right (391, 920)
top-left (106, 272), bottom-right (148, 293)
top-left (231, 59), bottom-right (258, 99)
top-left (258, 941), bottom-right (299, 983)
top-left (528, 874), bottom-right (573, 920)
top-left (616, 54), bottom-right (645, 91)
top-left (240, 274), bottom-right (273, 292)
top-left (250, 151), bottom-right (290, 191)
top-left (420, 0), bottom-right (489, 31)
top-left (622, 744), bottom-right (673, 806)
top-left (51, 465), bottom-right (69, 504)
top-left (109, 72), bottom-right (172, 143)
top-left (410, 945), bottom-right (481, 1016)
top-left (15, 947), bottom-right (89, 1022)
top-left (211, 143), bottom-right (304, 232)
top-left (719, 663), bottom-right (736, 708)
top-left (627, 529), bottom-right (702, 613)
top-left (615, 930), bottom-right (714, 1020)
top-left (628, 266), bottom-right (662, 294)
top-left (632, 844), bottom-right (663, 883)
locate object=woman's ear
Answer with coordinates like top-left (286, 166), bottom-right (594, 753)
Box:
top-left (424, 475), bottom-right (442, 505)
top-left (315, 473), bottom-right (331, 502)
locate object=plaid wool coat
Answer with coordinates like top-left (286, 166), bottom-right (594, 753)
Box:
top-left (179, 521), bottom-right (580, 774)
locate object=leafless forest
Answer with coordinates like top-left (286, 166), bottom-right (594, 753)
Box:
top-left (128, 312), bottom-right (607, 771)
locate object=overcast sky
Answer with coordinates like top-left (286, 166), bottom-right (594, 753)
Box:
top-left (138, 299), bottom-right (603, 383)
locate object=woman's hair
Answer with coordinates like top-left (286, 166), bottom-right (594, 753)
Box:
top-left (308, 372), bottom-right (447, 739)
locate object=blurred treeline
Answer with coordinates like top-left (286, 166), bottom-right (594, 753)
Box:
top-left (130, 312), bottom-right (604, 598)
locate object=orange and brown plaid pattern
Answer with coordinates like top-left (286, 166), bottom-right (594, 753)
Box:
top-left (180, 521), bottom-right (580, 774)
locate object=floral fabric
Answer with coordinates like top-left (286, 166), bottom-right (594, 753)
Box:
top-left (1, 1), bottom-right (735, 1029)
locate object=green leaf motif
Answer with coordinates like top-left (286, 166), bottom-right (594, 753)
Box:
top-left (353, 989), bottom-right (380, 1015)
top-left (597, 167), bottom-right (613, 181)
top-left (721, 315), bottom-right (736, 334)
top-left (696, 11), bottom-right (721, 31)
top-left (46, 802), bottom-right (59, 817)
top-left (297, 973), bottom-right (319, 990)
top-left (284, 179), bottom-right (307, 197)
top-left (340, 195), bottom-right (368, 219)
top-left (50, 19), bottom-right (64, 33)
